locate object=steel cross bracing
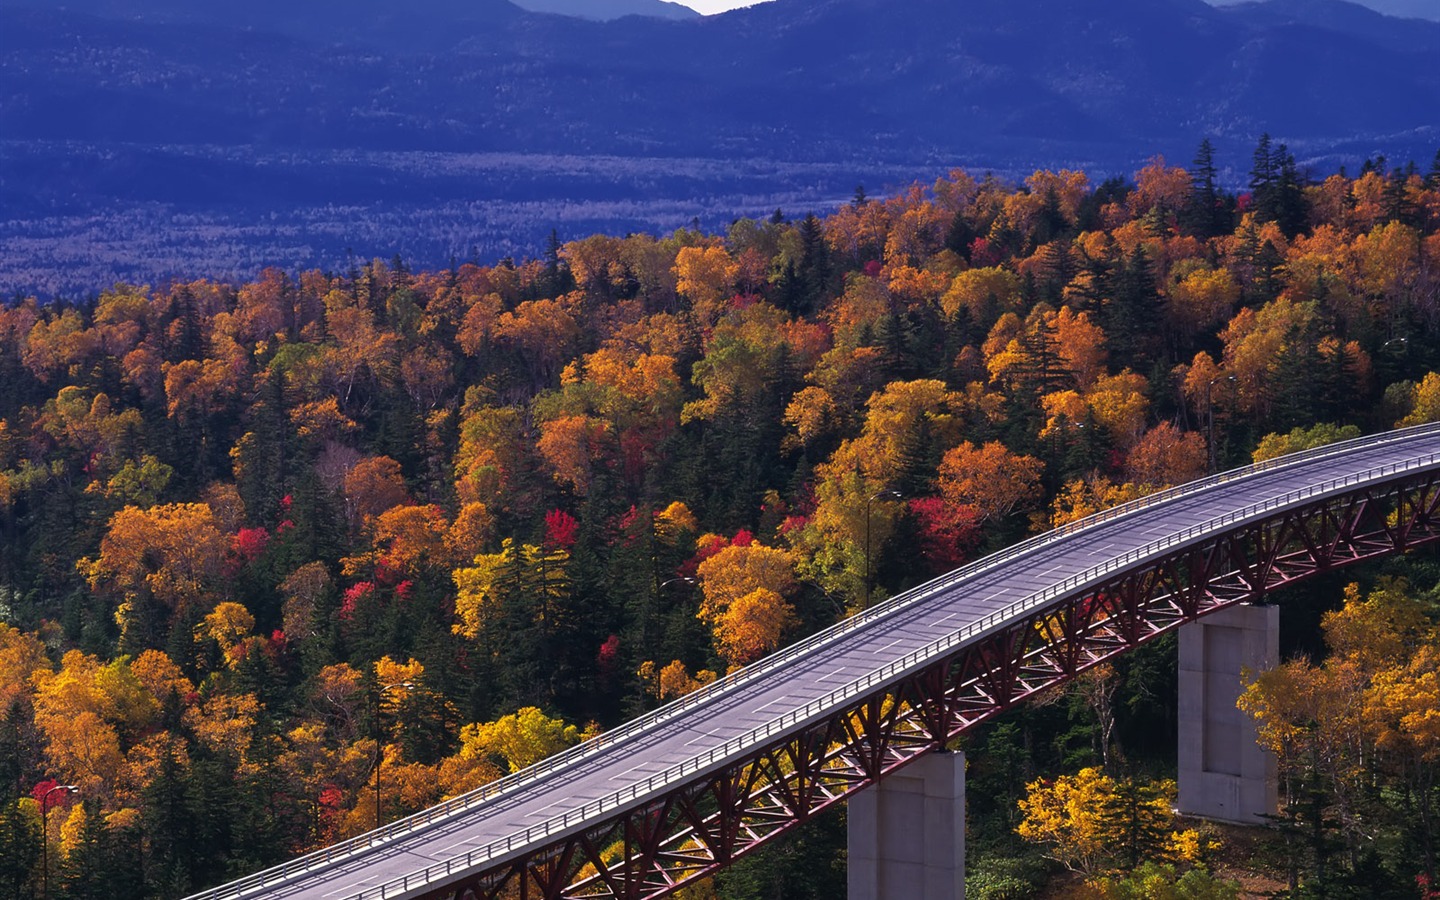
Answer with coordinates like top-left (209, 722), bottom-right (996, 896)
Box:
top-left (188, 424), bottom-right (1440, 900)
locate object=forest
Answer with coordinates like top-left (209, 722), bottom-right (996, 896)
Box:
top-left (3, 137), bottom-right (1440, 899)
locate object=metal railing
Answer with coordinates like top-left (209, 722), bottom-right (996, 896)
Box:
top-left (345, 443), bottom-right (1440, 900)
top-left (186, 422), bottom-right (1440, 900)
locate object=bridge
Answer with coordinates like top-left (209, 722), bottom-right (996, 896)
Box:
top-left (192, 423), bottom-right (1440, 900)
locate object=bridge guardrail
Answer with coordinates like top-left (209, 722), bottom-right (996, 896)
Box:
top-left (347, 444), bottom-right (1440, 900)
top-left (186, 422), bottom-right (1440, 900)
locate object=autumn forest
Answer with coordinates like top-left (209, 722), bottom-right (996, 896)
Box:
top-left (5, 140), bottom-right (1440, 899)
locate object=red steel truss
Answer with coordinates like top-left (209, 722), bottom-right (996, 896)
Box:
top-left (437, 471), bottom-right (1440, 900)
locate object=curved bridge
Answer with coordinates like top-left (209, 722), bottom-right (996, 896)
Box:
top-left (194, 423), bottom-right (1440, 900)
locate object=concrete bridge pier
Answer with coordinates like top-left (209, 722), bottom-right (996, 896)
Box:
top-left (847, 750), bottom-right (965, 900)
top-left (1177, 603), bottom-right (1279, 823)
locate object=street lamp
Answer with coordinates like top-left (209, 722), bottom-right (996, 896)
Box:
top-left (40, 783), bottom-right (78, 900)
top-left (1206, 375), bottom-right (1237, 474)
top-left (659, 576), bottom-right (696, 590)
top-left (864, 489), bottom-right (903, 609)
top-left (373, 681), bottom-right (414, 830)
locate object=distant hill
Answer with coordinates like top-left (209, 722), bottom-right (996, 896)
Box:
top-left (1211, 0), bottom-right (1440, 20)
top-left (513, 0), bottom-right (700, 20)
top-left (7, 0), bottom-right (532, 50)
top-left (1368, 0), bottom-right (1440, 19)
top-left (8, 0), bottom-right (1436, 156)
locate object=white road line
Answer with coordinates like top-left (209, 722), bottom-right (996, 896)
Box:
top-left (871, 637), bottom-right (905, 655)
top-left (322, 877), bottom-right (377, 899)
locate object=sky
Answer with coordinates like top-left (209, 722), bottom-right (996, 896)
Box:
top-left (680, 0), bottom-right (770, 14)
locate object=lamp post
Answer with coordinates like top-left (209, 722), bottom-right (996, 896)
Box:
top-left (864, 489), bottom-right (903, 609)
top-left (40, 783), bottom-right (78, 900)
top-left (373, 681), bottom-right (414, 830)
top-left (1206, 375), bottom-right (1237, 474)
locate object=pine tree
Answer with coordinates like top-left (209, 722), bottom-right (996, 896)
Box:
top-left (1271, 321), bottom-right (1324, 431)
top-left (540, 229), bottom-right (574, 299)
top-left (1097, 777), bottom-right (1175, 872)
top-left (0, 791), bottom-right (38, 900)
top-left (797, 215), bottom-right (830, 315)
top-left (944, 209), bottom-right (977, 261)
top-left (1249, 133), bottom-right (1278, 220)
top-left (141, 741), bottom-right (197, 897)
top-left (1034, 240), bottom-right (1077, 305)
top-left (62, 801), bottom-right (144, 900)
top-left (1185, 138), bottom-right (1229, 238)
top-left (1103, 246), bottom-right (1164, 368)
top-left (1034, 187), bottom-right (1067, 246)
top-left (1273, 144), bottom-right (1310, 237)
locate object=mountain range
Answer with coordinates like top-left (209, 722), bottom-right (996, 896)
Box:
top-left (2, 0), bottom-right (1438, 295)
top-left (511, 0), bottom-right (700, 20)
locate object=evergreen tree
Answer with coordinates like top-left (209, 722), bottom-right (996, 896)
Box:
top-left (1034, 240), bottom-right (1077, 305)
top-left (1068, 233), bottom-right (1119, 319)
top-left (1097, 776), bottom-right (1175, 872)
top-left (1273, 143), bottom-right (1310, 237)
top-left (796, 214), bottom-right (831, 316)
top-left (945, 208), bottom-right (977, 261)
top-left (1076, 176), bottom-right (1130, 232)
top-left (1250, 135), bottom-right (1308, 236)
top-left (141, 741), bottom-right (198, 897)
top-left (61, 801), bottom-right (145, 900)
top-left (1249, 132), bottom-right (1278, 219)
top-left (0, 795), bottom-right (38, 900)
top-left (1103, 246), bottom-right (1165, 368)
top-left (1271, 321), bottom-right (1325, 431)
top-left (1033, 187), bottom-right (1068, 246)
top-left (1185, 138), bottom-right (1230, 238)
top-left (1384, 169), bottom-right (1418, 227)
top-left (539, 229), bottom-right (574, 299)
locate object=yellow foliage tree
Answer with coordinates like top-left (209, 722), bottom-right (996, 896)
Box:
top-left (83, 502), bottom-right (227, 617)
top-left (674, 245), bottom-right (739, 326)
top-left (639, 660), bottom-right (719, 701)
top-left (1046, 477), bottom-right (1154, 529)
top-left (1017, 767), bottom-right (1117, 874)
top-left (696, 543), bottom-right (798, 667)
top-left (0, 624), bottom-right (50, 710)
top-left (457, 707), bottom-right (586, 773)
top-left (941, 267), bottom-right (1021, 318)
top-left (198, 601), bottom-right (256, 669)
top-left (711, 587), bottom-right (797, 668)
top-left (32, 650), bottom-right (127, 793)
top-left (1018, 767), bottom-right (1199, 876)
top-left (1399, 371), bottom-right (1440, 427)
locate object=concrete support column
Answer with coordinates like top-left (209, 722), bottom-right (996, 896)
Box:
top-left (848, 750), bottom-right (965, 900)
top-left (1177, 603), bottom-right (1279, 823)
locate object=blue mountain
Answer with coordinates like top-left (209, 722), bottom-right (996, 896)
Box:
top-left (2, 0), bottom-right (1438, 293)
top-left (512, 0), bottom-right (700, 20)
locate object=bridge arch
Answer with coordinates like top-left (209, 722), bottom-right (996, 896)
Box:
top-left (191, 425), bottom-right (1440, 900)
